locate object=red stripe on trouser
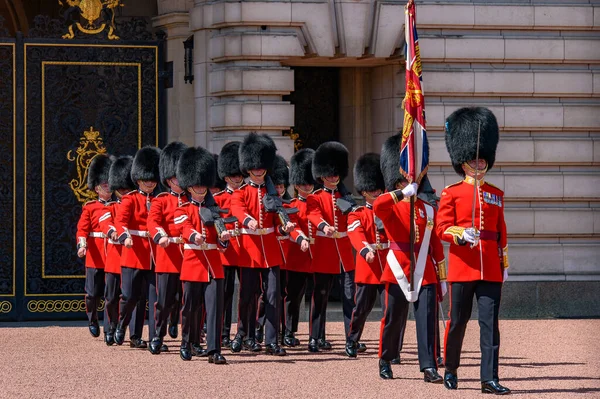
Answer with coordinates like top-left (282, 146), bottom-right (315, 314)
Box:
top-left (443, 283), bottom-right (452, 365)
top-left (347, 283), bottom-right (359, 339)
top-left (378, 283), bottom-right (390, 358)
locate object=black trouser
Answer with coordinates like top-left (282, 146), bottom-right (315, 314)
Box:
top-left (309, 272), bottom-right (334, 340)
top-left (257, 268), bottom-right (286, 334)
top-left (154, 272), bottom-right (180, 339)
top-left (104, 272), bottom-right (120, 331)
top-left (338, 269), bottom-right (356, 336)
top-left (222, 265), bottom-right (238, 339)
top-left (118, 266), bottom-right (151, 339)
top-left (380, 283), bottom-right (437, 370)
top-left (181, 279), bottom-right (224, 354)
top-left (236, 268), bottom-right (260, 339)
top-left (284, 271), bottom-right (308, 334)
top-left (170, 282), bottom-right (181, 326)
top-left (348, 283), bottom-right (382, 343)
top-left (445, 281), bottom-right (502, 382)
top-left (258, 266), bottom-right (282, 345)
top-left (85, 268), bottom-right (105, 325)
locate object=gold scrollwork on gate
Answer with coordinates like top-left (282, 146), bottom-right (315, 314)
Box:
top-left (60, 0), bottom-right (124, 40)
top-left (67, 126), bottom-right (107, 204)
top-left (26, 299), bottom-right (105, 313)
top-left (0, 301), bottom-right (13, 313)
top-left (283, 128), bottom-right (303, 152)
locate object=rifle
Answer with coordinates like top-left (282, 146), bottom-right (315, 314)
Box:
top-left (263, 175), bottom-right (299, 227)
top-left (335, 183), bottom-right (361, 215)
top-left (200, 191), bottom-right (238, 238)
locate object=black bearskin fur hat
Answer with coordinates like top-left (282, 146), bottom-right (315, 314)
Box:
top-left (131, 146), bottom-right (161, 183)
top-left (212, 154), bottom-right (227, 191)
top-left (380, 133), bottom-right (402, 192)
top-left (239, 133), bottom-right (277, 174)
top-left (445, 106), bottom-right (499, 177)
top-left (290, 148), bottom-right (316, 186)
top-left (271, 155), bottom-right (290, 188)
top-left (160, 142), bottom-right (188, 187)
top-left (218, 141), bottom-right (242, 179)
top-left (312, 141), bottom-right (349, 182)
top-left (109, 155), bottom-right (135, 192)
top-left (87, 154), bottom-right (112, 191)
top-left (177, 146), bottom-right (216, 190)
top-left (353, 153), bottom-right (385, 195)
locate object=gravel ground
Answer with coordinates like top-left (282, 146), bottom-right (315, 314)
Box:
top-left (1, 320), bottom-right (599, 399)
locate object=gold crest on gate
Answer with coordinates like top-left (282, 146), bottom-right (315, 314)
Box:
top-left (60, 0), bottom-right (124, 40)
top-left (67, 127), bottom-right (108, 204)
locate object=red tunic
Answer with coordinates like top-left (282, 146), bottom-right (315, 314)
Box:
top-left (347, 204), bottom-right (389, 284)
top-left (436, 178), bottom-right (508, 283)
top-left (115, 190), bottom-right (155, 270)
top-left (373, 193), bottom-right (444, 286)
top-left (230, 182), bottom-right (283, 269)
top-left (280, 197), bottom-right (311, 273)
top-left (214, 188), bottom-right (247, 267)
top-left (98, 200), bottom-right (122, 274)
top-left (147, 191), bottom-right (186, 274)
top-left (76, 200), bottom-right (110, 269)
top-left (306, 188), bottom-right (355, 274)
top-left (174, 201), bottom-right (225, 282)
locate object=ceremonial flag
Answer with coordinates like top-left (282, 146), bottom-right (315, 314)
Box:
top-left (400, 0), bottom-right (428, 185)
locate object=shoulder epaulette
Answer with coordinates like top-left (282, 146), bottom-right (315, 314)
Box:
top-left (156, 192), bottom-right (168, 198)
top-left (484, 181), bottom-right (504, 193)
top-left (312, 189), bottom-right (322, 194)
top-left (238, 183), bottom-right (247, 189)
top-left (83, 200), bottom-right (97, 206)
top-left (213, 190), bottom-right (225, 197)
top-left (444, 181), bottom-right (462, 190)
top-left (125, 190), bottom-right (137, 196)
top-left (179, 201), bottom-right (190, 207)
top-left (105, 201), bottom-right (116, 206)
top-left (350, 206), bottom-right (364, 213)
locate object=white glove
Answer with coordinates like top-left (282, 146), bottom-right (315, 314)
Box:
top-left (440, 281), bottom-right (447, 297)
top-left (503, 269), bottom-right (508, 282)
top-left (401, 183), bottom-right (418, 198)
top-left (462, 227), bottom-right (480, 245)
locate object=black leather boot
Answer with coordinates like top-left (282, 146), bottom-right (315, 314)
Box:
top-left (379, 359), bottom-right (393, 379)
top-left (481, 380), bottom-right (511, 395)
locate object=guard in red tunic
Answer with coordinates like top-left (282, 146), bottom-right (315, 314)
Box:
top-left (147, 142), bottom-right (188, 354)
top-left (114, 147), bottom-right (161, 349)
top-left (437, 107), bottom-right (510, 395)
top-left (99, 155), bottom-right (137, 345)
top-left (306, 142), bottom-right (356, 352)
top-left (174, 146), bottom-right (229, 364)
top-left (76, 154), bottom-right (113, 339)
top-left (374, 133), bottom-right (446, 382)
top-left (214, 142), bottom-right (245, 348)
top-left (230, 133), bottom-right (294, 356)
top-left (281, 149), bottom-right (313, 347)
top-left (345, 153), bottom-right (388, 357)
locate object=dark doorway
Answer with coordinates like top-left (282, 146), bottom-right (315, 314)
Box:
top-left (283, 67), bottom-right (339, 151)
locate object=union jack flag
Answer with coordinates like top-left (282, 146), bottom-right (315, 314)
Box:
top-left (399, 0), bottom-right (428, 185)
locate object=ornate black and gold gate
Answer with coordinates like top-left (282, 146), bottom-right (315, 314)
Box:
top-left (0, 4), bottom-right (166, 321)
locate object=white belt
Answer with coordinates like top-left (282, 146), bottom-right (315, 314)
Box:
top-left (129, 229), bottom-right (149, 237)
top-left (370, 243), bottom-right (389, 250)
top-left (316, 231), bottom-right (347, 239)
top-left (183, 243), bottom-right (218, 250)
top-left (277, 235), bottom-right (288, 241)
top-left (89, 232), bottom-right (105, 238)
top-left (240, 227), bottom-right (275, 236)
top-left (168, 237), bottom-right (184, 244)
top-left (108, 239), bottom-right (121, 245)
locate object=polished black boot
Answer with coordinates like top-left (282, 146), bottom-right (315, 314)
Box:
top-left (307, 338), bottom-right (319, 353)
top-left (255, 325), bottom-right (264, 344)
top-left (230, 335), bottom-right (243, 353)
top-left (357, 342), bottom-right (367, 353)
top-left (423, 368), bottom-right (443, 383)
top-left (345, 340), bottom-right (358, 358)
top-left (243, 338), bottom-right (262, 352)
top-left (208, 352), bottom-right (227, 364)
top-left (161, 343), bottom-right (169, 352)
top-left (379, 359), bottom-right (393, 380)
top-left (317, 338), bottom-right (332, 350)
top-left (88, 322), bottom-right (100, 338)
top-left (283, 330), bottom-right (297, 347)
top-left (180, 343), bottom-right (192, 361)
top-left (265, 343), bottom-right (287, 356)
top-left (130, 337), bottom-right (147, 349)
top-left (437, 356), bottom-right (444, 367)
top-left (221, 337), bottom-right (231, 348)
top-left (104, 332), bottom-right (114, 346)
top-left (192, 343), bottom-right (207, 357)
top-left (391, 355), bottom-right (401, 365)
top-left (481, 380), bottom-right (511, 395)
top-left (168, 323), bottom-right (178, 339)
top-left (114, 326), bottom-right (126, 346)
top-left (149, 337), bottom-right (163, 354)
top-left (444, 370), bottom-right (458, 390)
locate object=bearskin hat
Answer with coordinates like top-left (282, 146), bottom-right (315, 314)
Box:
top-left (131, 146), bottom-right (161, 183)
top-left (271, 155), bottom-right (290, 188)
top-left (109, 155), bottom-right (135, 192)
top-left (212, 154), bottom-right (227, 191)
top-left (159, 142), bottom-right (188, 187)
top-left (87, 154), bottom-right (112, 191)
top-left (239, 133), bottom-right (277, 174)
top-left (290, 148), bottom-right (316, 186)
top-left (445, 107), bottom-right (499, 177)
top-left (380, 133), bottom-right (402, 192)
top-left (218, 141), bottom-right (242, 179)
top-left (177, 146), bottom-right (216, 190)
top-left (353, 153), bottom-right (385, 195)
top-left (312, 141), bottom-right (349, 182)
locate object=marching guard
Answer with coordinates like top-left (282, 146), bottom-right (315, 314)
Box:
top-left (174, 146), bottom-right (229, 364)
top-left (147, 142), bottom-right (188, 354)
top-left (306, 142), bottom-right (356, 352)
top-left (373, 133), bottom-right (446, 382)
top-left (437, 107), bottom-right (511, 395)
top-left (76, 154), bottom-right (113, 339)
